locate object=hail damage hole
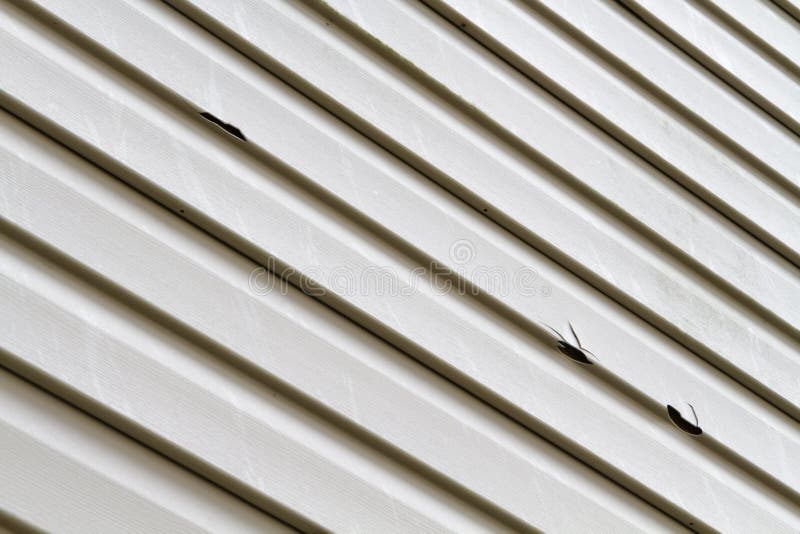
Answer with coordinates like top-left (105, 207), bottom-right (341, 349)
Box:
top-left (200, 112), bottom-right (247, 141)
top-left (667, 404), bottom-right (702, 435)
top-left (543, 322), bottom-right (595, 365)
top-left (556, 340), bottom-right (593, 365)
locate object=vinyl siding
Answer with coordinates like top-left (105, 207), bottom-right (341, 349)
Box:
top-left (1, 0), bottom-right (799, 532)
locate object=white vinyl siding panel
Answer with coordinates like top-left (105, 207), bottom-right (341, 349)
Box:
top-left (1, 0), bottom-right (799, 532)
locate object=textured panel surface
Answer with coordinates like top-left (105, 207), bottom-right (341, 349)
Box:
top-left (1, 0), bottom-right (799, 532)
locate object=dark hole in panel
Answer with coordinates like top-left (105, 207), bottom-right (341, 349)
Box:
top-left (556, 341), bottom-right (594, 365)
top-left (200, 111), bottom-right (247, 141)
top-left (667, 405), bottom-right (702, 435)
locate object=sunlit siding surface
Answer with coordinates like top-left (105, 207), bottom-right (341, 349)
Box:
top-left (2, 0), bottom-right (799, 532)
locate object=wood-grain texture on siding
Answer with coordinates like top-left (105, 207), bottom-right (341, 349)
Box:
top-left (1, 0), bottom-right (799, 532)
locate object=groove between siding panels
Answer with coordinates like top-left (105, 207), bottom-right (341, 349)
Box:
top-left (4, 0), bottom-right (800, 532)
top-left (0, 112), bottom-right (682, 532)
top-left (314, 0), bottom-right (800, 338)
top-left (0, 511), bottom-right (35, 534)
top-left (0, 78), bottom-right (712, 528)
top-left (698, 0), bottom-right (800, 78)
top-left (149, 0), bottom-right (800, 419)
top-left (0, 240), bottom-right (503, 534)
top-left (425, 0), bottom-right (800, 266)
top-left (295, 0), bottom-right (800, 376)
top-left (0, 132), bottom-right (511, 531)
top-left (619, 0), bottom-right (800, 135)
top-left (1, 0), bottom-right (799, 531)
top-left (774, 0), bottom-right (800, 23)
top-left (0, 367), bottom-right (294, 533)
top-left (17, 0), bottom-right (800, 511)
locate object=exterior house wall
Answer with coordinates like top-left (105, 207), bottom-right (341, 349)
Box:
top-left (1, 0), bottom-right (799, 531)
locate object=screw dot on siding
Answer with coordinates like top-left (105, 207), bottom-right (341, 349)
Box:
top-left (667, 404), bottom-right (702, 436)
top-left (199, 111), bottom-right (247, 141)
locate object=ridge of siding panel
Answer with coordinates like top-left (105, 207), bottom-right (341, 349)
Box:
top-left (699, 0), bottom-right (800, 77)
top-left (424, 0), bottom-right (800, 266)
top-left (136, 0), bottom-right (800, 417)
top-left (0, 13), bottom-right (755, 534)
top-left (619, 0), bottom-right (800, 135)
top-left (0, 111), bottom-right (677, 531)
top-left (311, 0), bottom-right (800, 335)
top-left (0, 236), bottom-right (506, 534)
top-left (15, 0), bottom-right (800, 511)
top-left (0, 367), bottom-right (294, 533)
top-left (2, 0), bottom-right (799, 531)
top-left (774, 0), bottom-right (800, 23)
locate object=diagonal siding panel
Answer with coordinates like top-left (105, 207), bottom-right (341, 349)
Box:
top-left (1, 0), bottom-right (799, 532)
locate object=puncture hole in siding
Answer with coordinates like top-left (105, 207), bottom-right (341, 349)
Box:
top-left (200, 112), bottom-right (247, 141)
top-left (667, 404), bottom-right (702, 436)
top-left (555, 341), bottom-right (594, 365)
top-left (544, 323), bottom-right (595, 365)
